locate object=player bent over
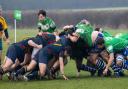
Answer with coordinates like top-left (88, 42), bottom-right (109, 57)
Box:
top-left (15, 34), bottom-right (78, 80)
top-left (0, 37), bottom-right (43, 80)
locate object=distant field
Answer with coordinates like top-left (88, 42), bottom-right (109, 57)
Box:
top-left (0, 28), bottom-right (128, 89)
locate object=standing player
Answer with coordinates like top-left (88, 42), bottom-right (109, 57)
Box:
top-left (0, 36), bottom-right (45, 80)
top-left (37, 9), bottom-right (60, 41)
top-left (0, 6), bottom-right (10, 65)
top-left (37, 9), bottom-right (56, 34)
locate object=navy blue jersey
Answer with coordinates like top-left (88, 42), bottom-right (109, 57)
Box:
top-left (36, 34), bottom-right (56, 46)
top-left (14, 38), bottom-right (34, 53)
top-left (34, 36), bottom-right (71, 64)
top-left (33, 36), bottom-right (47, 46)
top-left (51, 36), bottom-right (70, 54)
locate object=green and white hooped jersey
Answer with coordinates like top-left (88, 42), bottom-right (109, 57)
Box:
top-left (104, 37), bottom-right (128, 53)
top-left (37, 17), bottom-right (56, 33)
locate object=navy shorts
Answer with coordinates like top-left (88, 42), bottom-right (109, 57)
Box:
top-left (6, 44), bottom-right (25, 63)
top-left (34, 47), bottom-right (53, 64)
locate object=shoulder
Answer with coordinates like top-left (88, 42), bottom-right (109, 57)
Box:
top-left (46, 17), bottom-right (54, 22)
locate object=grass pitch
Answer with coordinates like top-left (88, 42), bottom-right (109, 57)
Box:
top-left (0, 28), bottom-right (128, 89)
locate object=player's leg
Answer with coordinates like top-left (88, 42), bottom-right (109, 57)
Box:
top-left (49, 56), bottom-right (68, 79)
top-left (15, 59), bottom-right (37, 77)
top-left (81, 59), bottom-right (97, 76)
top-left (89, 52), bottom-right (107, 76)
top-left (0, 45), bottom-right (17, 79)
top-left (0, 57), bottom-right (14, 80)
top-left (23, 49), bottom-right (50, 80)
top-left (39, 63), bottom-right (47, 77)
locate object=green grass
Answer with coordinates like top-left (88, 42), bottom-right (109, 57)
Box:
top-left (0, 28), bottom-right (128, 89)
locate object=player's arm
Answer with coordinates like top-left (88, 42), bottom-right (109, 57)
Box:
top-left (3, 29), bottom-right (10, 45)
top-left (4, 29), bottom-right (9, 39)
top-left (2, 18), bottom-right (10, 44)
top-left (49, 20), bottom-right (56, 32)
top-left (28, 39), bottom-right (42, 49)
top-left (59, 51), bottom-right (69, 80)
top-left (103, 53), bottom-right (114, 74)
top-left (20, 53), bottom-right (31, 66)
top-left (103, 46), bottom-right (114, 75)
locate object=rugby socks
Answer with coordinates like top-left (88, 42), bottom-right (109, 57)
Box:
top-left (50, 67), bottom-right (60, 74)
top-left (111, 62), bottom-right (121, 72)
top-left (111, 62), bottom-right (122, 77)
top-left (15, 67), bottom-right (27, 76)
top-left (80, 64), bottom-right (96, 72)
top-left (15, 65), bottom-right (22, 72)
top-left (95, 59), bottom-right (106, 70)
top-left (45, 67), bottom-right (54, 79)
top-left (25, 71), bottom-right (39, 80)
top-left (95, 59), bottom-right (106, 76)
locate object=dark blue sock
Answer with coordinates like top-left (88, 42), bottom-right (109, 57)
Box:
top-left (26, 71), bottom-right (39, 80)
top-left (15, 67), bottom-right (26, 77)
top-left (111, 62), bottom-right (122, 75)
top-left (95, 59), bottom-right (106, 70)
top-left (80, 64), bottom-right (96, 72)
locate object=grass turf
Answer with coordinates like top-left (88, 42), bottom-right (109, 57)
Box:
top-left (0, 28), bottom-right (128, 89)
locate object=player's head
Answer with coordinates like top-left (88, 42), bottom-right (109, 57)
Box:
top-left (68, 34), bottom-right (79, 42)
top-left (38, 9), bottom-right (46, 21)
top-left (95, 37), bottom-right (105, 49)
top-left (80, 19), bottom-right (90, 25)
top-left (95, 27), bottom-right (103, 32)
top-left (0, 5), bottom-right (2, 16)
